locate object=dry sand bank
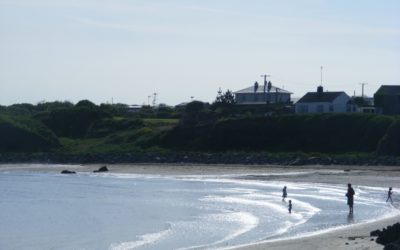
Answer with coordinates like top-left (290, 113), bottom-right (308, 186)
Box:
top-left (1, 163), bottom-right (399, 250)
top-left (234, 214), bottom-right (400, 250)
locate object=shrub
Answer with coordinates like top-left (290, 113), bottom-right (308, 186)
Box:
top-left (36, 107), bottom-right (110, 138)
top-left (87, 118), bottom-right (144, 137)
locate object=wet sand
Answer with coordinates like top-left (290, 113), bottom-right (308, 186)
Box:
top-left (1, 163), bottom-right (399, 250)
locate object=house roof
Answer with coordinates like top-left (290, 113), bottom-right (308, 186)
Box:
top-left (235, 85), bottom-right (292, 94)
top-left (297, 91), bottom-right (345, 103)
top-left (375, 85), bottom-right (400, 95)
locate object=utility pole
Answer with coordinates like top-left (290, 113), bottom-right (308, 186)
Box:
top-left (260, 74), bottom-right (271, 85)
top-left (359, 83), bottom-right (368, 98)
top-left (147, 95), bottom-right (151, 106)
top-left (320, 66), bottom-right (323, 86)
top-left (152, 93), bottom-right (157, 107)
top-left (260, 74), bottom-right (271, 104)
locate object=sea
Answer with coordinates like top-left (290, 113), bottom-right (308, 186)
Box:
top-left (0, 169), bottom-right (398, 250)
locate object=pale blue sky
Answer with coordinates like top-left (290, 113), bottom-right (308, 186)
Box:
top-left (1, 0), bottom-right (399, 105)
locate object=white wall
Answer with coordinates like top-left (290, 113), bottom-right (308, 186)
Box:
top-left (235, 92), bottom-right (291, 104)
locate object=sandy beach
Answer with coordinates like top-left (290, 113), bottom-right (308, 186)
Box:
top-left (1, 163), bottom-right (399, 250)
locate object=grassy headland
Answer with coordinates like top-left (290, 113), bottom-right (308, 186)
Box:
top-left (0, 100), bottom-right (399, 165)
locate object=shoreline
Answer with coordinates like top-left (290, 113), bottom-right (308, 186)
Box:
top-left (1, 163), bottom-right (399, 250)
top-left (1, 152), bottom-right (400, 167)
top-left (233, 212), bottom-right (400, 250)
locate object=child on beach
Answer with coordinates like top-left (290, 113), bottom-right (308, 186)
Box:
top-left (288, 200), bottom-right (292, 214)
top-left (387, 187), bottom-right (393, 203)
top-left (282, 186), bottom-right (287, 201)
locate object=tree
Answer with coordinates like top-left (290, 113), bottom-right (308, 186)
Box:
top-left (76, 100), bottom-right (97, 108)
top-left (36, 101), bottom-right (74, 112)
top-left (181, 101), bottom-right (213, 125)
top-left (213, 89), bottom-right (235, 107)
top-left (37, 105), bottom-right (110, 138)
top-left (139, 105), bottom-right (156, 118)
top-left (352, 97), bottom-right (370, 107)
top-left (5, 104), bottom-right (33, 115)
top-left (100, 103), bottom-right (129, 116)
top-left (156, 105), bottom-right (174, 118)
top-left (211, 89), bottom-right (236, 117)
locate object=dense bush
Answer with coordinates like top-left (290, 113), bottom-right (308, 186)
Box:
top-left (377, 119), bottom-right (400, 156)
top-left (161, 114), bottom-right (399, 155)
top-left (180, 101), bottom-right (214, 126)
top-left (0, 115), bottom-right (60, 152)
top-left (36, 106), bottom-right (111, 138)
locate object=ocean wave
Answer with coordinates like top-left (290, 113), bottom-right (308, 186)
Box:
top-left (201, 195), bottom-right (303, 218)
top-left (108, 228), bottom-right (170, 250)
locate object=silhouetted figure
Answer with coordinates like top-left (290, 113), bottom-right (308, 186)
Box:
top-left (386, 187), bottom-right (393, 203)
top-left (288, 200), bottom-right (292, 214)
top-left (282, 186), bottom-right (287, 201)
top-left (346, 183), bottom-right (355, 214)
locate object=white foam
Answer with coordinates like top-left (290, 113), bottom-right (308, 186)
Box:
top-left (108, 228), bottom-right (170, 250)
top-left (219, 208), bottom-right (400, 250)
top-left (178, 211), bottom-right (259, 250)
top-left (212, 212), bottom-right (259, 243)
top-left (201, 196), bottom-right (290, 215)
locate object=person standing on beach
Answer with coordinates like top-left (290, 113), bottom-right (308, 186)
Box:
top-left (282, 186), bottom-right (287, 201)
top-left (288, 200), bottom-right (292, 214)
top-left (346, 183), bottom-right (355, 214)
top-left (386, 187), bottom-right (393, 203)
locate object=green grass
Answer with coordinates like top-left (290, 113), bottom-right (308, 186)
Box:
top-left (143, 118), bottom-right (179, 125)
top-left (59, 137), bottom-right (142, 154)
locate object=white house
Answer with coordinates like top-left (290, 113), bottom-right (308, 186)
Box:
top-left (127, 104), bottom-right (142, 113)
top-left (235, 82), bottom-right (292, 105)
top-left (295, 86), bottom-right (351, 114)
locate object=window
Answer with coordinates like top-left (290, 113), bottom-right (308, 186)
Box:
top-left (317, 105), bottom-right (324, 113)
top-left (329, 105), bottom-right (334, 112)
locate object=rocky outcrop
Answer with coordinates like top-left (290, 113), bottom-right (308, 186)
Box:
top-left (93, 166), bottom-right (109, 173)
top-left (61, 170), bottom-right (76, 174)
top-left (371, 223), bottom-right (400, 250)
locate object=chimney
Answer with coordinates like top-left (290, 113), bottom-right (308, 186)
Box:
top-left (317, 86), bottom-right (323, 94)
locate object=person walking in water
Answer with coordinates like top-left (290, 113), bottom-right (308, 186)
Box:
top-left (346, 183), bottom-right (355, 214)
top-left (282, 186), bottom-right (287, 201)
top-left (288, 200), bottom-right (292, 214)
top-left (387, 187), bottom-right (393, 203)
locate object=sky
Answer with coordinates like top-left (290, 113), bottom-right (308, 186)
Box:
top-left (0, 0), bottom-right (399, 106)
